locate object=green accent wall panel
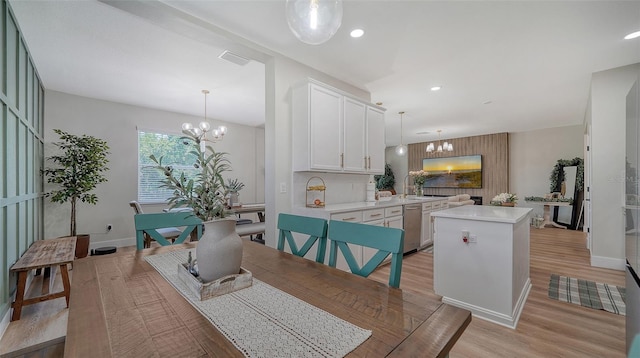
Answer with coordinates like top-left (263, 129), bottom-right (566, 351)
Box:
top-left (1, 0), bottom-right (44, 322)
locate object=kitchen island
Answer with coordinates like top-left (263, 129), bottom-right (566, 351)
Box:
top-left (431, 205), bottom-right (532, 329)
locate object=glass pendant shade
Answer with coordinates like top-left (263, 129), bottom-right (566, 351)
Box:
top-left (395, 144), bottom-right (407, 156)
top-left (286, 0), bottom-right (343, 45)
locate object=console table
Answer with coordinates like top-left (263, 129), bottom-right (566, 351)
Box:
top-left (526, 200), bottom-right (570, 229)
top-left (9, 237), bottom-right (76, 321)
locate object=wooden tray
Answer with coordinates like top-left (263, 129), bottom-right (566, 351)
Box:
top-left (177, 263), bottom-right (252, 301)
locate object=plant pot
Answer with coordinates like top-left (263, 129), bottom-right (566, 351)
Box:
top-left (196, 218), bottom-right (243, 283)
top-left (501, 202), bottom-right (516, 207)
top-left (75, 234), bottom-right (90, 258)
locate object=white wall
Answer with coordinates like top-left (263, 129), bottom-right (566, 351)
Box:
top-left (385, 147), bottom-right (408, 195)
top-left (264, 56), bottom-right (371, 248)
top-left (510, 125), bottom-right (584, 218)
top-left (589, 63), bottom-right (640, 270)
top-left (43, 90), bottom-right (265, 247)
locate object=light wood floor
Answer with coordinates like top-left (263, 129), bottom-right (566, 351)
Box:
top-left (370, 228), bottom-right (626, 357)
top-left (2, 229), bottom-right (625, 357)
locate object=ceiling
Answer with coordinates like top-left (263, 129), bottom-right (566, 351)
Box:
top-left (8, 0), bottom-right (640, 146)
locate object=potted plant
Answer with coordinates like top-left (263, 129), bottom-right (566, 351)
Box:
top-left (226, 178), bottom-right (245, 207)
top-left (150, 131), bottom-right (242, 283)
top-left (375, 164), bottom-right (396, 194)
top-left (43, 129), bottom-right (110, 258)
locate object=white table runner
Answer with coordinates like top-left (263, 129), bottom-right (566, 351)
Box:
top-left (145, 250), bottom-right (371, 358)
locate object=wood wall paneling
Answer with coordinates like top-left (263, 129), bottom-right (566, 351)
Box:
top-left (408, 133), bottom-right (509, 205)
top-left (1, 0), bottom-right (45, 323)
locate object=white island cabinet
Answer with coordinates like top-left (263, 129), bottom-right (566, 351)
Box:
top-left (431, 205), bottom-right (532, 329)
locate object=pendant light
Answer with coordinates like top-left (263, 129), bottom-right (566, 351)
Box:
top-left (182, 90), bottom-right (227, 151)
top-left (395, 111), bottom-right (408, 156)
top-left (285, 0), bottom-right (343, 45)
top-left (426, 130), bottom-right (453, 153)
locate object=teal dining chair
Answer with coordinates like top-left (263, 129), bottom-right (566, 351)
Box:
top-left (277, 213), bottom-right (328, 263)
top-left (328, 220), bottom-right (404, 288)
top-left (133, 211), bottom-right (203, 250)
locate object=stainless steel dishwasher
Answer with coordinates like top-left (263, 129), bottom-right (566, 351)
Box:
top-left (403, 203), bottom-right (422, 253)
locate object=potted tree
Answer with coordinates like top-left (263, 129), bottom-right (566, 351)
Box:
top-left (150, 131), bottom-right (242, 283)
top-left (44, 129), bottom-right (110, 258)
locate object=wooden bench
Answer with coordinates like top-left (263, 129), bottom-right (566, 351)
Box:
top-left (10, 237), bottom-right (76, 321)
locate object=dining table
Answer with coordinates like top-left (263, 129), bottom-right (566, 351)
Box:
top-left (64, 241), bottom-right (471, 357)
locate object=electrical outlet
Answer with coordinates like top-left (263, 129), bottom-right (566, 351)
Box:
top-left (106, 224), bottom-right (112, 232)
top-left (462, 230), bottom-right (470, 243)
top-left (280, 182), bottom-right (287, 193)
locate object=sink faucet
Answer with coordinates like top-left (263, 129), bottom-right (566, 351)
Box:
top-left (403, 174), bottom-right (410, 198)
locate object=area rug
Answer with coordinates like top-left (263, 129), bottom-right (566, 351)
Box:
top-left (548, 274), bottom-right (626, 315)
top-left (145, 249), bottom-right (371, 358)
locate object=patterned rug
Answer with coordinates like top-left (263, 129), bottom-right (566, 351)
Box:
top-left (145, 249), bottom-right (371, 358)
top-left (548, 274), bottom-right (626, 315)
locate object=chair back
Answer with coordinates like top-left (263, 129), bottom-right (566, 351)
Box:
top-left (129, 201), bottom-right (143, 214)
top-left (277, 213), bottom-right (328, 263)
top-left (133, 212), bottom-right (202, 250)
top-left (328, 220), bottom-right (404, 288)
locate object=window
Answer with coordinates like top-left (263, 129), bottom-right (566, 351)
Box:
top-left (138, 130), bottom-right (198, 203)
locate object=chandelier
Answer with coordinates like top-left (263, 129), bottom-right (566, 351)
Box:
top-left (182, 90), bottom-right (227, 150)
top-left (285, 0), bottom-right (343, 45)
top-left (426, 130), bottom-right (453, 153)
top-left (394, 111), bottom-right (407, 156)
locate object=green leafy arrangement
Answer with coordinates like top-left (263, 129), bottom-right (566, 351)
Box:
top-left (150, 132), bottom-right (231, 222)
top-left (549, 157), bottom-right (584, 193)
top-left (226, 178), bottom-right (245, 193)
top-left (374, 164), bottom-right (396, 190)
top-left (524, 196), bottom-right (573, 204)
top-left (44, 129), bottom-right (110, 236)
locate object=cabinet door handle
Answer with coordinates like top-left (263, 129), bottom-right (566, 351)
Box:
top-left (368, 156), bottom-right (371, 169)
top-left (340, 153), bottom-right (344, 168)
top-left (342, 217), bottom-right (357, 221)
top-left (370, 213), bottom-right (382, 217)
top-left (391, 210), bottom-right (402, 214)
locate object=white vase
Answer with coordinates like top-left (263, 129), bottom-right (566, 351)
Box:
top-left (196, 218), bottom-right (243, 283)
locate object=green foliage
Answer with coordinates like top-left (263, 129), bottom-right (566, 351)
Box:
top-left (226, 178), bottom-right (245, 193)
top-left (375, 164), bottom-right (396, 190)
top-left (43, 129), bottom-right (110, 236)
top-left (150, 132), bottom-right (231, 222)
top-left (524, 196), bottom-right (573, 204)
top-left (549, 157), bottom-right (584, 193)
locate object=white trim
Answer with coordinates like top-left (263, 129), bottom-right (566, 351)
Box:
top-left (591, 255), bottom-right (626, 271)
top-left (0, 305), bottom-right (10, 343)
top-left (89, 237), bottom-right (136, 251)
top-left (442, 279), bottom-right (532, 330)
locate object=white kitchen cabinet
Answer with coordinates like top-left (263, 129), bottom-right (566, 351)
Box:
top-left (366, 107), bottom-right (386, 174)
top-left (292, 78), bottom-right (385, 174)
top-left (421, 199), bottom-right (450, 248)
top-left (343, 97), bottom-right (367, 172)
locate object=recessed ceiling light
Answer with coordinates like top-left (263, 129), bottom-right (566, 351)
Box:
top-left (430, 86), bottom-right (441, 91)
top-left (625, 31), bottom-right (640, 40)
top-left (350, 29), bottom-right (364, 38)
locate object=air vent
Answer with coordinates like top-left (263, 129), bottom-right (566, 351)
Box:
top-left (218, 50), bottom-right (251, 66)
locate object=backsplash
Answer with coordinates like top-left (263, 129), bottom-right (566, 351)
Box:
top-left (293, 172), bottom-right (371, 207)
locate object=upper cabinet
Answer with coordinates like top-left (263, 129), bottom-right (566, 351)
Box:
top-left (292, 79), bottom-right (385, 174)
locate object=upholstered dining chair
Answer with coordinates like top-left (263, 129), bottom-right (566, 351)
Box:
top-left (327, 220), bottom-right (404, 288)
top-left (277, 213), bottom-right (328, 263)
top-left (129, 201), bottom-right (182, 248)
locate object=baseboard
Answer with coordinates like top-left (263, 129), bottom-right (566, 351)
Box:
top-left (89, 237), bottom-right (136, 251)
top-left (442, 279), bottom-right (532, 330)
top-left (591, 255), bottom-right (625, 271)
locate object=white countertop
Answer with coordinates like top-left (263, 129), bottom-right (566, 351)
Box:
top-left (295, 196), bottom-right (449, 216)
top-left (431, 205), bottom-right (532, 224)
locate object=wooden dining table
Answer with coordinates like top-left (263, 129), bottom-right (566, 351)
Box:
top-left (64, 241), bottom-right (471, 357)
